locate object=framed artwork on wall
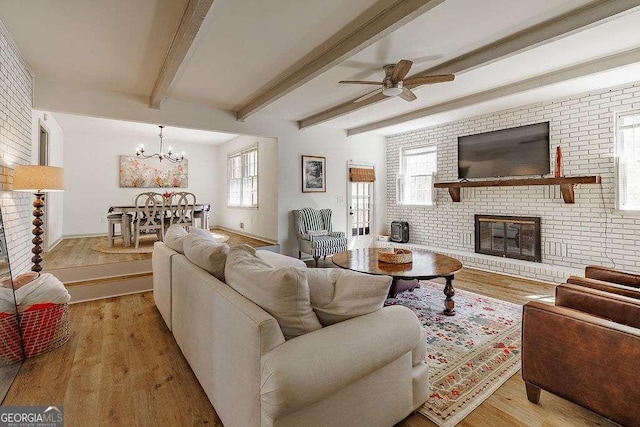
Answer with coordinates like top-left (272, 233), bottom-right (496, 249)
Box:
top-left (119, 156), bottom-right (188, 188)
top-left (301, 155), bottom-right (326, 193)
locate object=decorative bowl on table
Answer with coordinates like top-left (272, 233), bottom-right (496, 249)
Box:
top-left (378, 248), bottom-right (412, 264)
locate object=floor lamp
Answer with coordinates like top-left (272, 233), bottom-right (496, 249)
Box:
top-left (13, 165), bottom-right (65, 273)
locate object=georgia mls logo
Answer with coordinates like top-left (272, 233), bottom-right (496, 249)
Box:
top-left (0, 405), bottom-right (64, 426)
top-left (43, 406), bottom-right (62, 421)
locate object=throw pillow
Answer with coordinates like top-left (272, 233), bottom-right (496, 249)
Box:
top-left (308, 229), bottom-right (328, 236)
top-left (182, 234), bottom-right (229, 282)
top-left (225, 244), bottom-right (322, 340)
top-left (189, 227), bottom-right (214, 240)
top-left (164, 224), bottom-right (189, 253)
top-left (306, 268), bottom-right (392, 326)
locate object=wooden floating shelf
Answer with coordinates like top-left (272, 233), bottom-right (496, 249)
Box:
top-left (434, 176), bottom-right (601, 204)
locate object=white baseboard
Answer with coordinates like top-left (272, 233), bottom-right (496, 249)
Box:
top-left (62, 232), bottom-right (107, 239)
top-left (46, 237), bottom-right (63, 251)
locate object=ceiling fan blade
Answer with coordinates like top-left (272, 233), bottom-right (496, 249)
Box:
top-left (403, 74), bottom-right (455, 86)
top-left (338, 80), bottom-right (382, 85)
top-left (354, 88), bottom-right (383, 103)
top-left (399, 87), bottom-right (417, 102)
top-left (391, 59), bottom-right (413, 82)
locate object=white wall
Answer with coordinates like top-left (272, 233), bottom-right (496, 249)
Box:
top-left (215, 135), bottom-right (278, 241)
top-left (61, 126), bottom-right (218, 236)
top-left (34, 80), bottom-right (387, 255)
top-left (0, 21), bottom-right (34, 275)
top-left (386, 82), bottom-right (640, 283)
top-left (31, 111), bottom-right (64, 250)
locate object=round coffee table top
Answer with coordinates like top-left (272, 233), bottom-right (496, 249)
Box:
top-left (332, 248), bottom-right (462, 279)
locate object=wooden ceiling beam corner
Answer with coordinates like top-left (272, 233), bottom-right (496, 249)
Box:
top-left (149, 0), bottom-right (215, 110)
top-left (345, 46), bottom-right (640, 136)
top-left (233, 0), bottom-right (447, 122)
top-left (300, 0), bottom-right (640, 129)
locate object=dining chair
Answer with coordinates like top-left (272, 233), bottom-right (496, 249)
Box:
top-left (194, 203), bottom-right (211, 230)
top-left (167, 192), bottom-right (196, 230)
top-left (133, 192), bottom-right (165, 248)
top-left (106, 213), bottom-right (132, 247)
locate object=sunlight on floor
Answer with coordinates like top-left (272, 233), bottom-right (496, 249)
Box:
top-left (524, 294), bottom-right (555, 303)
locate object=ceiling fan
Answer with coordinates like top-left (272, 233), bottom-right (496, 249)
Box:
top-left (339, 59), bottom-right (454, 103)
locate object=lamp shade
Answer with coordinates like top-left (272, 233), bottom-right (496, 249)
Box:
top-left (13, 165), bottom-right (65, 192)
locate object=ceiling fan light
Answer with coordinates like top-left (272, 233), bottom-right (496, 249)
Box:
top-left (382, 86), bottom-right (403, 97)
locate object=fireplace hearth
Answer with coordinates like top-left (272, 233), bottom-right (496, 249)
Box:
top-left (475, 215), bottom-right (541, 262)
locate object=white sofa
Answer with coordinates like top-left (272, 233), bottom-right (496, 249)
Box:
top-left (152, 241), bottom-right (429, 427)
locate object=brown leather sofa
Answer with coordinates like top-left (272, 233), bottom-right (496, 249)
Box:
top-left (522, 266), bottom-right (640, 426)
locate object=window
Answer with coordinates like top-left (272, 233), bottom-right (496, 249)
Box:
top-left (616, 111), bottom-right (640, 211)
top-left (228, 146), bottom-right (258, 207)
top-left (397, 145), bottom-right (437, 205)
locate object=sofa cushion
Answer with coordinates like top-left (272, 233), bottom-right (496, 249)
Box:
top-left (306, 269), bottom-right (392, 326)
top-left (189, 227), bottom-right (214, 240)
top-left (183, 234), bottom-right (229, 282)
top-left (256, 250), bottom-right (307, 269)
top-left (164, 224), bottom-right (189, 253)
top-left (225, 245), bottom-right (322, 340)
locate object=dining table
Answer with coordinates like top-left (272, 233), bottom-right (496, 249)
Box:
top-left (108, 203), bottom-right (210, 246)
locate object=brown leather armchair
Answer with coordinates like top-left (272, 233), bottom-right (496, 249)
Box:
top-left (522, 281), bottom-right (640, 426)
top-left (584, 265), bottom-right (640, 288)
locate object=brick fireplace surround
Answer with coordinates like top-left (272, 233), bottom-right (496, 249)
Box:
top-left (385, 82), bottom-right (640, 284)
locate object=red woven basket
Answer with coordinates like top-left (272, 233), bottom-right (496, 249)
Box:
top-left (0, 311), bottom-right (23, 365)
top-left (0, 303), bottom-right (69, 365)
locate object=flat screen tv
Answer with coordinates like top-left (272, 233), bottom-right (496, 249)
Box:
top-left (458, 122), bottom-right (550, 179)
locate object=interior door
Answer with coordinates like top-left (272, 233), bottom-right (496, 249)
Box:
top-left (39, 125), bottom-right (50, 250)
top-left (347, 164), bottom-right (375, 249)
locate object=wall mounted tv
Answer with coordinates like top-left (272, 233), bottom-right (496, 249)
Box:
top-left (458, 122), bottom-right (550, 179)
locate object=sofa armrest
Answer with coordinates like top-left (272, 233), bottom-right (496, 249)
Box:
top-left (585, 265), bottom-right (640, 288)
top-left (566, 276), bottom-right (640, 300)
top-left (328, 231), bottom-right (345, 238)
top-left (522, 302), bottom-right (640, 426)
top-left (556, 283), bottom-right (640, 329)
top-left (260, 305), bottom-right (421, 420)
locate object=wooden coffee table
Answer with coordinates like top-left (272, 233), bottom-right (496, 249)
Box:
top-left (332, 248), bottom-right (463, 316)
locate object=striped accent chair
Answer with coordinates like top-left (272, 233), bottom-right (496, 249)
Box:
top-left (293, 208), bottom-right (348, 267)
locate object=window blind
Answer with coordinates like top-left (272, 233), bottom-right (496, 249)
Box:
top-left (349, 167), bottom-right (375, 182)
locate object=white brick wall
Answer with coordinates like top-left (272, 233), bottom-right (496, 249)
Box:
top-left (0, 20), bottom-right (35, 275)
top-left (386, 82), bottom-right (640, 283)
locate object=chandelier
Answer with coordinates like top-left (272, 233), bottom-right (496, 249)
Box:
top-left (135, 125), bottom-right (185, 163)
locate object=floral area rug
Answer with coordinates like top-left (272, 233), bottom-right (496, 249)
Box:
top-left (385, 281), bottom-right (522, 427)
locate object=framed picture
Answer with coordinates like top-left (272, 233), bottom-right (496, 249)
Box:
top-left (301, 155), bottom-right (326, 192)
top-left (119, 156), bottom-right (188, 188)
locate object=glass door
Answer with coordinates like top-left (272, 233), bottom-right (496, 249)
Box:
top-left (348, 181), bottom-right (374, 249)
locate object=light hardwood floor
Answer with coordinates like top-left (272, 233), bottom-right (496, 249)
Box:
top-left (42, 228), bottom-right (273, 270)
top-left (5, 264), bottom-right (614, 426)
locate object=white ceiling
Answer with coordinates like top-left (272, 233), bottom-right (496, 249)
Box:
top-left (326, 8), bottom-right (640, 130)
top-left (169, 0), bottom-right (381, 109)
top-left (51, 112), bottom-right (238, 146)
top-left (0, 0), bottom-right (188, 96)
top-left (2, 0), bottom-right (640, 135)
top-left (260, 0), bottom-right (596, 120)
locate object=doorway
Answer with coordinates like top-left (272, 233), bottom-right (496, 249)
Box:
top-left (347, 163), bottom-right (375, 249)
top-left (39, 124), bottom-right (49, 250)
